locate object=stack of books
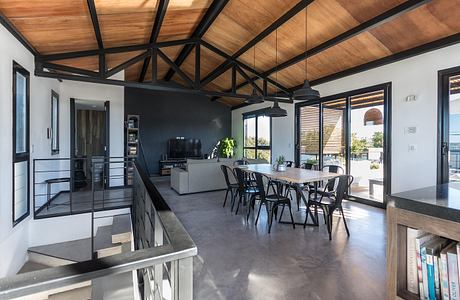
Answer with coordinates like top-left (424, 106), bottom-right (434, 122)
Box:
top-left (407, 228), bottom-right (460, 300)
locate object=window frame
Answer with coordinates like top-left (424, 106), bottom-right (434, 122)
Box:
top-left (243, 108), bottom-right (272, 162)
top-left (12, 61), bottom-right (30, 226)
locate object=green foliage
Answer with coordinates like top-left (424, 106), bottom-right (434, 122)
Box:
top-left (219, 137), bottom-right (236, 158)
top-left (370, 163), bottom-right (380, 170)
top-left (371, 131), bottom-right (383, 148)
top-left (351, 133), bottom-right (368, 155)
top-left (276, 155), bottom-right (285, 165)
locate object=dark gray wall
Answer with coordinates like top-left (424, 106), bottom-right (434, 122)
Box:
top-left (125, 87), bottom-right (231, 174)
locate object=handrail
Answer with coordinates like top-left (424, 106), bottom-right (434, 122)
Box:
top-left (0, 162), bottom-right (197, 300)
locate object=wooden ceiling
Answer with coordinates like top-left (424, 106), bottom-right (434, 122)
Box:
top-left (1, 0), bottom-right (460, 107)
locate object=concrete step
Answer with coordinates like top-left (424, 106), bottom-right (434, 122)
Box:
top-left (28, 238), bottom-right (92, 265)
top-left (49, 286), bottom-right (92, 300)
top-left (95, 225), bottom-right (122, 258)
top-left (17, 261), bottom-right (49, 274)
top-left (111, 214), bottom-right (132, 244)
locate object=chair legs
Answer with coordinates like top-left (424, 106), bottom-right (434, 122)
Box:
top-left (223, 189), bottom-right (230, 207)
top-left (339, 206), bottom-right (350, 237)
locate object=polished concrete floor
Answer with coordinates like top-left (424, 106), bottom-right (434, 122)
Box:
top-left (152, 177), bottom-right (387, 300)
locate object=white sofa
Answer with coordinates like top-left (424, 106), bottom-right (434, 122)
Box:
top-left (170, 158), bottom-right (267, 195)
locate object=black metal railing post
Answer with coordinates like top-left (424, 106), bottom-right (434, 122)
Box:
top-left (91, 161), bottom-right (95, 259)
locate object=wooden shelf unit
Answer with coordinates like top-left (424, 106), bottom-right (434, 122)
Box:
top-left (125, 115), bottom-right (139, 185)
top-left (387, 201), bottom-right (460, 300)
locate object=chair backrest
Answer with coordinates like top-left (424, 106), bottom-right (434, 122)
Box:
top-left (253, 172), bottom-right (269, 200)
top-left (285, 160), bottom-right (294, 168)
top-left (234, 159), bottom-right (248, 166)
top-left (327, 175), bottom-right (353, 208)
top-left (323, 165), bottom-right (344, 174)
top-left (301, 162), bottom-right (314, 170)
top-left (234, 167), bottom-right (247, 190)
top-left (220, 165), bottom-right (235, 187)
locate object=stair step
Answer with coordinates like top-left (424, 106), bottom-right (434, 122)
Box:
top-left (111, 215), bottom-right (132, 244)
top-left (28, 238), bottom-right (92, 265)
top-left (48, 286), bottom-right (92, 300)
top-left (17, 261), bottom-right (49, 274)
top-left (95, 225), bottom-right (122, 258)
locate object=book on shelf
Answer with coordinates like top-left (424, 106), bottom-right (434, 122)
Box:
top-left (423, 237), bottom-right (449, 300)
top-left (414, 232), bottom-right (435, 299)
top-left (407, 227), bottom-right (421, 294)
top-left (447, 243), bottom-right (459, 300)
top-left (440, 245), bottom-right (450, 300)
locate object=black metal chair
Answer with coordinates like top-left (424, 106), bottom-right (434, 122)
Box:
top-left (285, 160), bottom-right (294, 167)
top-left (234, 168), bottom-right (260, 215)
top-left (304, 175), bottom-right (353, 240)
top-left (233, 159), bottom-right (249, 166)
top-left (301, 162), bottom-right (315, 170)
top-left (220, 165), bottom-right (238, 208)
top-left (322, 165), bottom-right (345, 174)
top-left (251, 172), bottom-right (295, 233)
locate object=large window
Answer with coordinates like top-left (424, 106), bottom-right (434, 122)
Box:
top-left (296, 83), bottom-right (391, 207)
top-left (13, 62), bottom-right (30, 226)
top-left (243, 111), bottom-right (271, 163)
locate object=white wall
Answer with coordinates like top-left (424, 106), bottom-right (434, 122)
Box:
top-left (232, 43), bottom-right (460, 194)
top-left (0, 22), bottom-right (126, 277)
top-left (231, 102), bottom-right (295, 162)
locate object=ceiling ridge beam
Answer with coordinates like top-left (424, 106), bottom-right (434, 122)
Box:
top-left (200, 0), bottom-right (313, 88)
top-left (163, 0), bottom-right (230, 82)
top-left (139, 0), bottom-right (170, 82)
top-left (223, 0), bottom-right (431, 97)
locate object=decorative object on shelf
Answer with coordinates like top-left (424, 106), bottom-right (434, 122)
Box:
top-left (245, 45), bottom-right (264, 104)
top-left (364, 108), bottom-right (383, 125)
top-left (219, 137), bottom-right (237, 158)
top-left (292, 7), bottom-right (320, 101)
top-left (275, 155), bottom-right (287, 172)
top-left (266, 28), bottom-right (287, 118)
top-left (125, 115), bottom-right (140, 185)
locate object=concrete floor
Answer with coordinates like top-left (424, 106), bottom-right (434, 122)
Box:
top-left (152, 176), bottom-right (387, 300)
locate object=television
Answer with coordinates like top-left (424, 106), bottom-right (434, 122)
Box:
top-left (168, 138), bottom-right (202, 159)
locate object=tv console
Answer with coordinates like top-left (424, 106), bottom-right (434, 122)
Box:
top-left (159, 159), bottom-right (186, 176)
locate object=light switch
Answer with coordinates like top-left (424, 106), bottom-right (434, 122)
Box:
top-left (408, 144), bottom-right (417, 152)
top-left (405, 95), bottom-right (417, 102)
top-left (405, 127), bottom-right (417, 134)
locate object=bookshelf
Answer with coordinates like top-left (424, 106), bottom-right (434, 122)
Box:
top-left (125, 115), bottom-right (139, 185)
top-left (387, 198), bottom-right (460, 300)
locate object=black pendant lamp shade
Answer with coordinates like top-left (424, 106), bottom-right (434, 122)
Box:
top-left (292, 80), bottom-right (320, 101)
top-left (245, 88), bottom-right (264, 104)
top-left (265, 100), bottom-right (287, 117)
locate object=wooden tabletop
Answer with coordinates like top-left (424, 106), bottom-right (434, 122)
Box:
top-left (236, 164), bottom-right (337, 184)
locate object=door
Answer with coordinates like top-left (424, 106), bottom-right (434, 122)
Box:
top-left (438, 67), bottom-right (460, 183)
top-left (296, 83), bottom-right (391, 208)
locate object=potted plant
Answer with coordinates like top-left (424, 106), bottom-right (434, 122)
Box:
top-left (275, 155), bottom-right (287, 172)
top-left (219, 137), bottom-right (237, 158)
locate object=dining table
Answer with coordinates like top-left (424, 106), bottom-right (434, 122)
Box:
top-left (235, 163), bottom-right (338, 226)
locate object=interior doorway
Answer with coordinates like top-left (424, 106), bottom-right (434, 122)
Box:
top-left (70, 98), bottom-right (110, 191)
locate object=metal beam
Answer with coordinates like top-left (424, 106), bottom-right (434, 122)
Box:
top-left (157, 49), bottom-right (195, 88)
top-left (235, 65), bottom-right (263, 95)
top-left (220, 0), bottom-right (431, 99)
top-left (163, 0), bottom-right (229, 81)
top-left (42, 62), bottom-right (99, 77)
top-left (195, 42), bottom-right (200, 89)
top-left (288, 31), bottom-right (460, 91)
top-left (200, 0), bottom-right (312, 88)
top-left (105, 51), bottom-right (150, 78)
top-left (0, 12), bottom-right (38, 55)
top-left (87, 0), bottom-right (104, 49)
top-left (139, 0), bottom-right (170, 82)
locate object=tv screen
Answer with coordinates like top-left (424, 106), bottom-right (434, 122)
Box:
top-left (168, 139), bottom-right (202, 159)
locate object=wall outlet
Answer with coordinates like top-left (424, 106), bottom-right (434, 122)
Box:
top-left (405, 95), bottom-right (417, 102)
top-left (408, 144), bottom-right (417, 152)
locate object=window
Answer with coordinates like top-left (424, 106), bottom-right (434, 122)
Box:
top-left (13, 62), bottom-right (30, 226)
top-left (51, 90), bottom-right (59, 154)
top-left (243, 111), bottom-right (271, 163)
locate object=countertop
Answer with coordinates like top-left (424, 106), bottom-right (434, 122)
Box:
top-left (389, 182), bottom-right (460, 223)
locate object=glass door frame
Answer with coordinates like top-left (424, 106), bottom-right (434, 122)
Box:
top-left (437, 66), bottom-right (460, 184)
top-left (295, 82), bottom-right (392, 208)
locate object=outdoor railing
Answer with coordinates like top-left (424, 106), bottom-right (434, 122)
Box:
top-left (0, 162), bottom-right (197, 300)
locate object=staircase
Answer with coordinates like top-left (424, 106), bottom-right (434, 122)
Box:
top-left (17, 214), bottom-right (133, 300)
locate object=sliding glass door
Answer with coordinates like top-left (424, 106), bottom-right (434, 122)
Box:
top-left (296, 84), bottom-right (391, 207)
top-left (438, 67), bottom-right (460, 183)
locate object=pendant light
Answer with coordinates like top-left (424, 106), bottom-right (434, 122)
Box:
top-left (266, 28), bottom-right (287, 118)
top-left (245, 45), bottom-right (264, 104)
top-left (292, 7), bottom-right (320, 101)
